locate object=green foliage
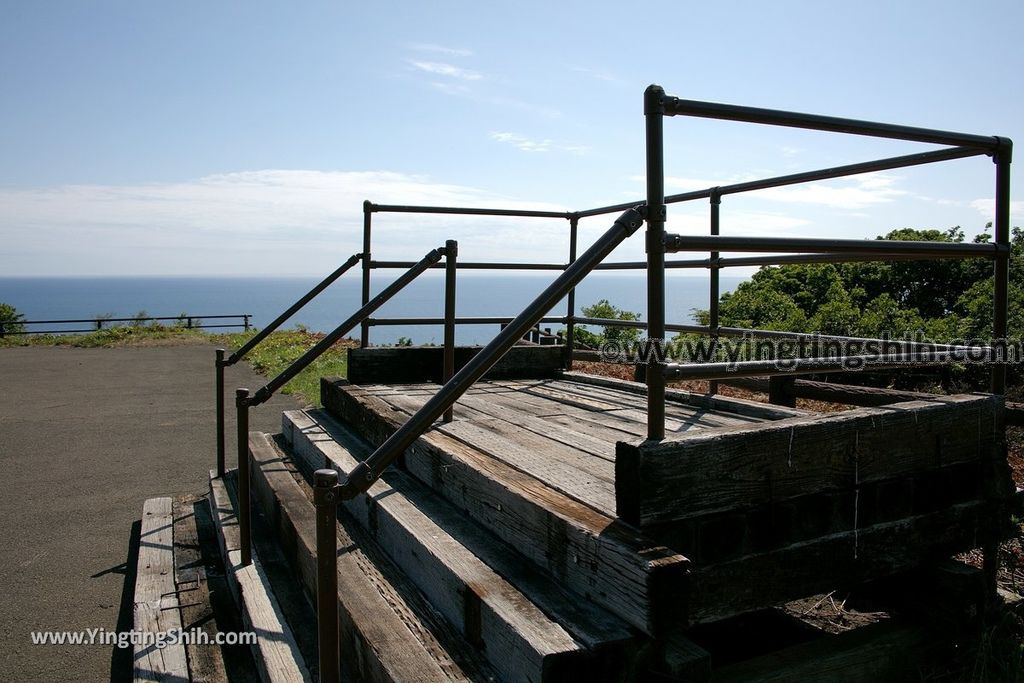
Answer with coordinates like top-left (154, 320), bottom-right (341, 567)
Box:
top-left (0, 303), bottom-right (26, 334)
top-left (574, 299), bottom-right (641, 349)
top-left (130, 310), bottom-right (150, 326)
top-left (396, 336), bottom-right (413, 347)
top-left (702, 225), bottom-right (1023, 344)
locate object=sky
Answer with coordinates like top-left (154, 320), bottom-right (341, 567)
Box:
top-left (1, 0), bottom-right (1023, 277)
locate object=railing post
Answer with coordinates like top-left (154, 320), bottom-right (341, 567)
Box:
top-left (360, 200), bottom-right (373, 348)
top-left (768, 375), bottom-right (796, 408)
top-left (708, 189), bottom-right (721, 395)
top-left (243, 315), bottom-right (250, 332)
top-left (565, 215), bottom-right (579, 369)
top-left (443, 240), bottom-right (458, 423)
top-left (985, 138), bottom-right (1012, 605)
top-left (216, 349), bottom-right (226, 477)
top-left (313, 469), bottom-right (340, 683)
top-left (645, 85), bottom-right (667, 441)
top-left (235, 388), bottom-right (252, 567)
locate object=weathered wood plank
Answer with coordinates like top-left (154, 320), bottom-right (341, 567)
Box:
top-left (563, 371), bottom-right (810, 420)
top-left (616, 394), bottom-right (1004, 525)
top-left (246, 433), bottom-right (488, 683)
top-left (320, 377), bottom-right (690, 636)
top-left (207, 474), bottom-right (313, 683)
top-left (712, 619), bottom-right (948, 683)
top-left (133, 497), bottom-right (190, 683)
top-left (348, 345), bottom-right (564, 384)
top-left (172, 499), bottom-right (229, 683)
top-left (283, 412), bottom-right (637, 681)
top-left (687, 499), bottom-right (1001, 624)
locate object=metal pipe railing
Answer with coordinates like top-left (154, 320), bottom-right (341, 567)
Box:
top-left (661, 96), bottom-right (1000, 150)
top-left (365, 315), bottom-right (566, 326)
top-left (224, 253), bottom-right (362, 366)
top-left (664, 234), bottom-right (1002, 258)
top-left (246, 246), bottom-right (447, 407)
top-left (337, 206), bottom-right (646, 500)
top-left (645, 85), bottom-right (668, 441)
top-left (370, 260), bottom-right (566, 270)
top-left (3, 313), bottom-right (251, 336)
top-left (443, 240), bottom-right (457, 423)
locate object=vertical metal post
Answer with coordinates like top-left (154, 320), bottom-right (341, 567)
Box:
top-left (985, 139), bottom-right (1012, 604)
top-left (360, 200), bottom-right (373, 348)
top-left (768, 375), bottom-right (796, 408)
top-left (990, 141), bottom-right (1012, 395)
top-left (313, 469), bottom-right (340, 683)
top-left (235, 388), bottom-right (252, 567)
top-left (443, 240), bottom-right (458, 423)
top-left (709, 189), bottom-right (721, 395)
top-left (565, 215), bottom-right (579, 369)
top-left (216, 349), bottom-right (226, 477)
top-left (243, 315), bottom-right (250, 332)
top-left (645, 85), bottom-right (667, 441)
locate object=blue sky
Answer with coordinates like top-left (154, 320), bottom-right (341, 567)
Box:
top-left (2, 0), bottom-right (1022, 276)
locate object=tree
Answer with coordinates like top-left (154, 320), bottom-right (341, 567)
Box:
top-left (0, 303), bottom-right (26, 335)
top-left (573, 299), bottom-right (641, 349)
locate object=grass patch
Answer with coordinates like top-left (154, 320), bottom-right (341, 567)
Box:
top-left (212, 329), bottom-right (354, 406)
top-left (1, 323), bottom-right (353, 406)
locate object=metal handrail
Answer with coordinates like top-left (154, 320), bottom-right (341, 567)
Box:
top-left (335, 206), bottom-right (646, 500)
top-left (2, 313), bottom-right (251, 336)
top-left (224, 253), bottom-right (362, 366)
top-left (246, 246), bottom-right (449, 407)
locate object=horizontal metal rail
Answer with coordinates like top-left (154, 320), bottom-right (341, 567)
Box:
top-left (4, 314), bottom-right (252, 335)
top-left (574, 146), bottom-right (988, 218)
top-left (367, 315), bottom-right (566, 326)
top-left (226, 253), bottom-right (362, 365)
top-left (369, 202), bottom-right (571, 219)
top-left (664, 234), bottom-right (1002, 258)
top-left (661, 97), bottom-right (1001, 150)
top-left (338, 206), bottom-right (646, 500)
top-left (247, 247), bottom-right (447, 406)
top-left (370, 260), bottom-right (566, 271)
top-left (662, 353), bottom-right (968, 381)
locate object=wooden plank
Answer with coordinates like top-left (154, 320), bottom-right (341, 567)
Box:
top-left (283, 413), bottom-right (637, 681)
top-left (320, 378), bottom-right (691, 636)
top-left (246, 433), bottom-right (488, 683)
top-left (687, 499), bottom-right (1000, 624)
top-left (172, 498), bottom-right (229, 683)
top-left (207, 474), bottom-right (313, 683)
top-left (616, 394), bottom-right (1003, 525)
top-left (712, 619), bottom-right (948, 683)
top-left (133, 497), bottom-right (190, 683)
top-left (347, 345), bottom-right (563, 384)
top-left (563, 371), bottom-right (811, 420)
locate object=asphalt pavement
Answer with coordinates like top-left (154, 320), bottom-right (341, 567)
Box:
top-left (0, 344), bottom-right (301, 682)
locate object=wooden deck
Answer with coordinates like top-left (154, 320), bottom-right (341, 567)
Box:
top-left (337, 373), bottom-right (803, 517)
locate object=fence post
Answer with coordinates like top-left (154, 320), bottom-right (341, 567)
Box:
top-left (235, 388), bottom-right (252, 567)
top-left (708, 188), bottom-right (722, 396)
top-left (360, 200), bottom-right (373, 348)
top-left (565, 215), bottom-right (579, 370)
top-left (443, 240), bottom-right (458, 423)
top-left (243, 315), bottom-right (250, 332)
top-left (313, 469), bottom-right (340, 683)
top-left (768, 375), bottom-right (796, 407)
top-left (645, 85), bottom-right (667, 441)
top-left (216, 349), bottom-right (226, 477)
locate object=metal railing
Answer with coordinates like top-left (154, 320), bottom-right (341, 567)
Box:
top-left (219, 86), bottom-right (1011, 683)
top-left (1, 313), bottom-right (251, 336)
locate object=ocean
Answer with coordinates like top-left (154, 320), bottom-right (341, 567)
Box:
top-left (0, 273), bottom-right (746, 346)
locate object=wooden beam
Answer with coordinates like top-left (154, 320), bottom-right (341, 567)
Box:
top-left (616, 394), bottom-right (1004, 526)
top-left (320, 377), bottom-right (690, 636)
top-left (347, 345), bottom-right (564, 384)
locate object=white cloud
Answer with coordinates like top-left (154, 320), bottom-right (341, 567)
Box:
top-left (568, 65), bottom-right (623, 84)
top-left (490, 132), bottom-right (589, 155)
top-left (662, 172), bottom-right (907, 210)
top-left (969, 198), bottom-right (1024, 221)
top-left (406, 43), bottom-right (472, 57)
top-left (408, 60), bottom-right (482, 81)
top-left (0, 170), bottom-right (572, 275)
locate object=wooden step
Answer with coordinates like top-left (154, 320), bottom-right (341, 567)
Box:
top-left (319, 377), bottom-right (689, 636)
top-left (133, 497), bottom-right (190, 682)
top-left (246, 431), bottom-right (496, 683)
top-left (208, 472), bottom-right (313, 683)
top-left (277, 415), bottom-right (639, 681)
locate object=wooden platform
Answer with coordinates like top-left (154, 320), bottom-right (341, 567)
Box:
top-left (323, 370), bottom-right (1019, 630)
